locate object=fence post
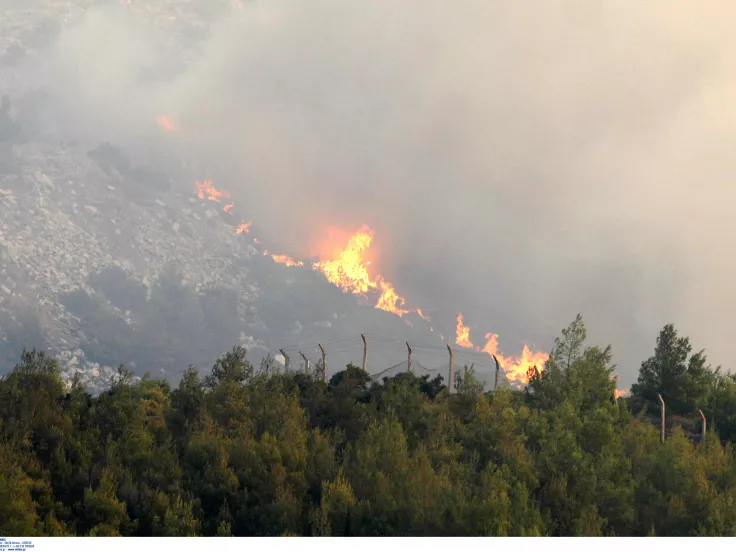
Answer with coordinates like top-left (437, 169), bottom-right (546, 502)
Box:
top-left (279, 349), bottom-right (290, 371)
top-left (493, 354), bottom-right (501, 391)
top-left (658, 394), bottom-right (666, 443)
top-left (406, 342), bottom-right (413, 373)
top-left (361, 334), bottom-right (368, 373)
top-left (299, 351), bottom-right (310, 374)
top-left (318, 343), bottom-right (327, 383)
top-left (447, 345), bottom-right (454, 394)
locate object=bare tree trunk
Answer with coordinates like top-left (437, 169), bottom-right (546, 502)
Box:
top-left (406, 342), bottom-right (412, 373)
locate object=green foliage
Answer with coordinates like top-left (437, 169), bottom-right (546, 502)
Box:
top-left (453, 364), bottom-right (484, 398)
top-left (631, 324), bottom-right (714, 415)
top-left (3, 317), bottom-right (736, 536)
top-left (527, 315), bottom-right (615, 414)
top-left (204, 346), bottom-right (253, 388)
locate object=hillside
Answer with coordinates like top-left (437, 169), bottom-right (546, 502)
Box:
top-left (0, 0), bottom-right (556, 394)
top-left (0, 129), bottom-right (460, 390)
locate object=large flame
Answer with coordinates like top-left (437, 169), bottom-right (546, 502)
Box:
top-left (312, 226), bottom-right (411, 316)
top-left (313, 226), bottom-right (375, 294)
top-left (455, 312), bottom-right (549, 384)
top-left (185, 177), bottom-right (557, 386)
top-left (455, 313), bottom-right (474, 349)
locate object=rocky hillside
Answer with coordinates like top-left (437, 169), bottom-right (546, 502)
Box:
top-left (0, 0), bottom-right (498, 393)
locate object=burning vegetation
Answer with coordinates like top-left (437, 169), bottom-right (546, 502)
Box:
top-left (188, 175), bottom-right (552, 385)
top-left (181, 118), bottom-right (551, 385)
top-left (455, 313), bottom-right (550, 385)
top-left (311, 225), bottom-right (411, 317)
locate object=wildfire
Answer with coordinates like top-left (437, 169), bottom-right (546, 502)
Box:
top-left (185, 179), bottom-right (553, 386)
top-left (270, 253), bottom-right (304, 267)
top-left (376, 280), bottom-right (409, 316)
top-left (312, 225), bottom-right (410, 316)
top-left (455, 312), bottom-right (549, 384)
top-left (612, 376), bottom-right (629, 399)
top-left (313, 226), bottom-right (374, 294)
top-left (196, 180), bottom-right (230, 203)
top-left (455, 313), bottom-right (474, 349)
top-left (156, 115), bottom-right (179, 132)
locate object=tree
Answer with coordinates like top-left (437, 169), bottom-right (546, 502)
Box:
top-left (205, 346), bottom-right (253, 388)
top-left (454, 364), bottom-right (484, 398)
top-left (4, 339), bottom-right (736, 536)
top-left (527, 315), bottom-right (615, 414)
top-left (631, 324), bottom-right (711, 415)
top-left (0, 444), bottom-right (41, 536)
top-left (329, 364), bottom-right (371, 394)
top-left (554, 313), bottom-right (587, 370)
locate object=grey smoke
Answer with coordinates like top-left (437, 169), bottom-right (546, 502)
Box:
top-left (16, 0), bottom-right (736, 386)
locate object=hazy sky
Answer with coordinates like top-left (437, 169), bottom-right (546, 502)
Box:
top-left (19, 0), bottom-right (736, 385)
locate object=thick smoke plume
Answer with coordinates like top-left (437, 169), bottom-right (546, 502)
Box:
top-left (16, 0), bottom-right (736, 385)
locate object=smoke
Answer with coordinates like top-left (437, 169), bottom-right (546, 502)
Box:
top-left (15, 0), bottom-right (736, 384)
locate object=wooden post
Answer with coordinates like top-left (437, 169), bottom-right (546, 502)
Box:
top-left (493, 354), bottom-right (501, 392)
top-left (318, 343), bottom-right (327, 383)
top-left (279, 349), bottom-right (290, 371)
top-left (447, 345), bottom-right (454, 394)
top-left (406, 342), bottom-right (413, 373)
top-left (658, 394), bottom-right (666, 443)
top-left (299, 351), bottom-right (310, 374)
top-left (699, 409), bottom-right (707, 441)
top-left (361, 334), bottom-right (368, 373)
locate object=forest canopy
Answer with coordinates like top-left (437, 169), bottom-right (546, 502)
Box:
top-left (2, 316), bottom-right (736, 536)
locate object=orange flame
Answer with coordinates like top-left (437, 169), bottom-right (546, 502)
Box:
top-left (455, 313), bottom-right (474, 349)
top-left (189, 186), bottom-right (549, 379)
top-left (376, 280), bottom-right (409, 316)
top-left (223, 204), bottom-right (234, 213)
top-left (270, 254), bottom-right (304, 267)
top-left (455, 312), bottom-right (548, 385)
top-left (196, 180), bottom-right (231, 203)
top-left (612, 376), bottom-right (629, 398)
top-left (156, 115), bottom-right (179, 132)
top-left (312, 226), bottom-right (411, 316)
top-left (313, 226), bottom-right (375, 294)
